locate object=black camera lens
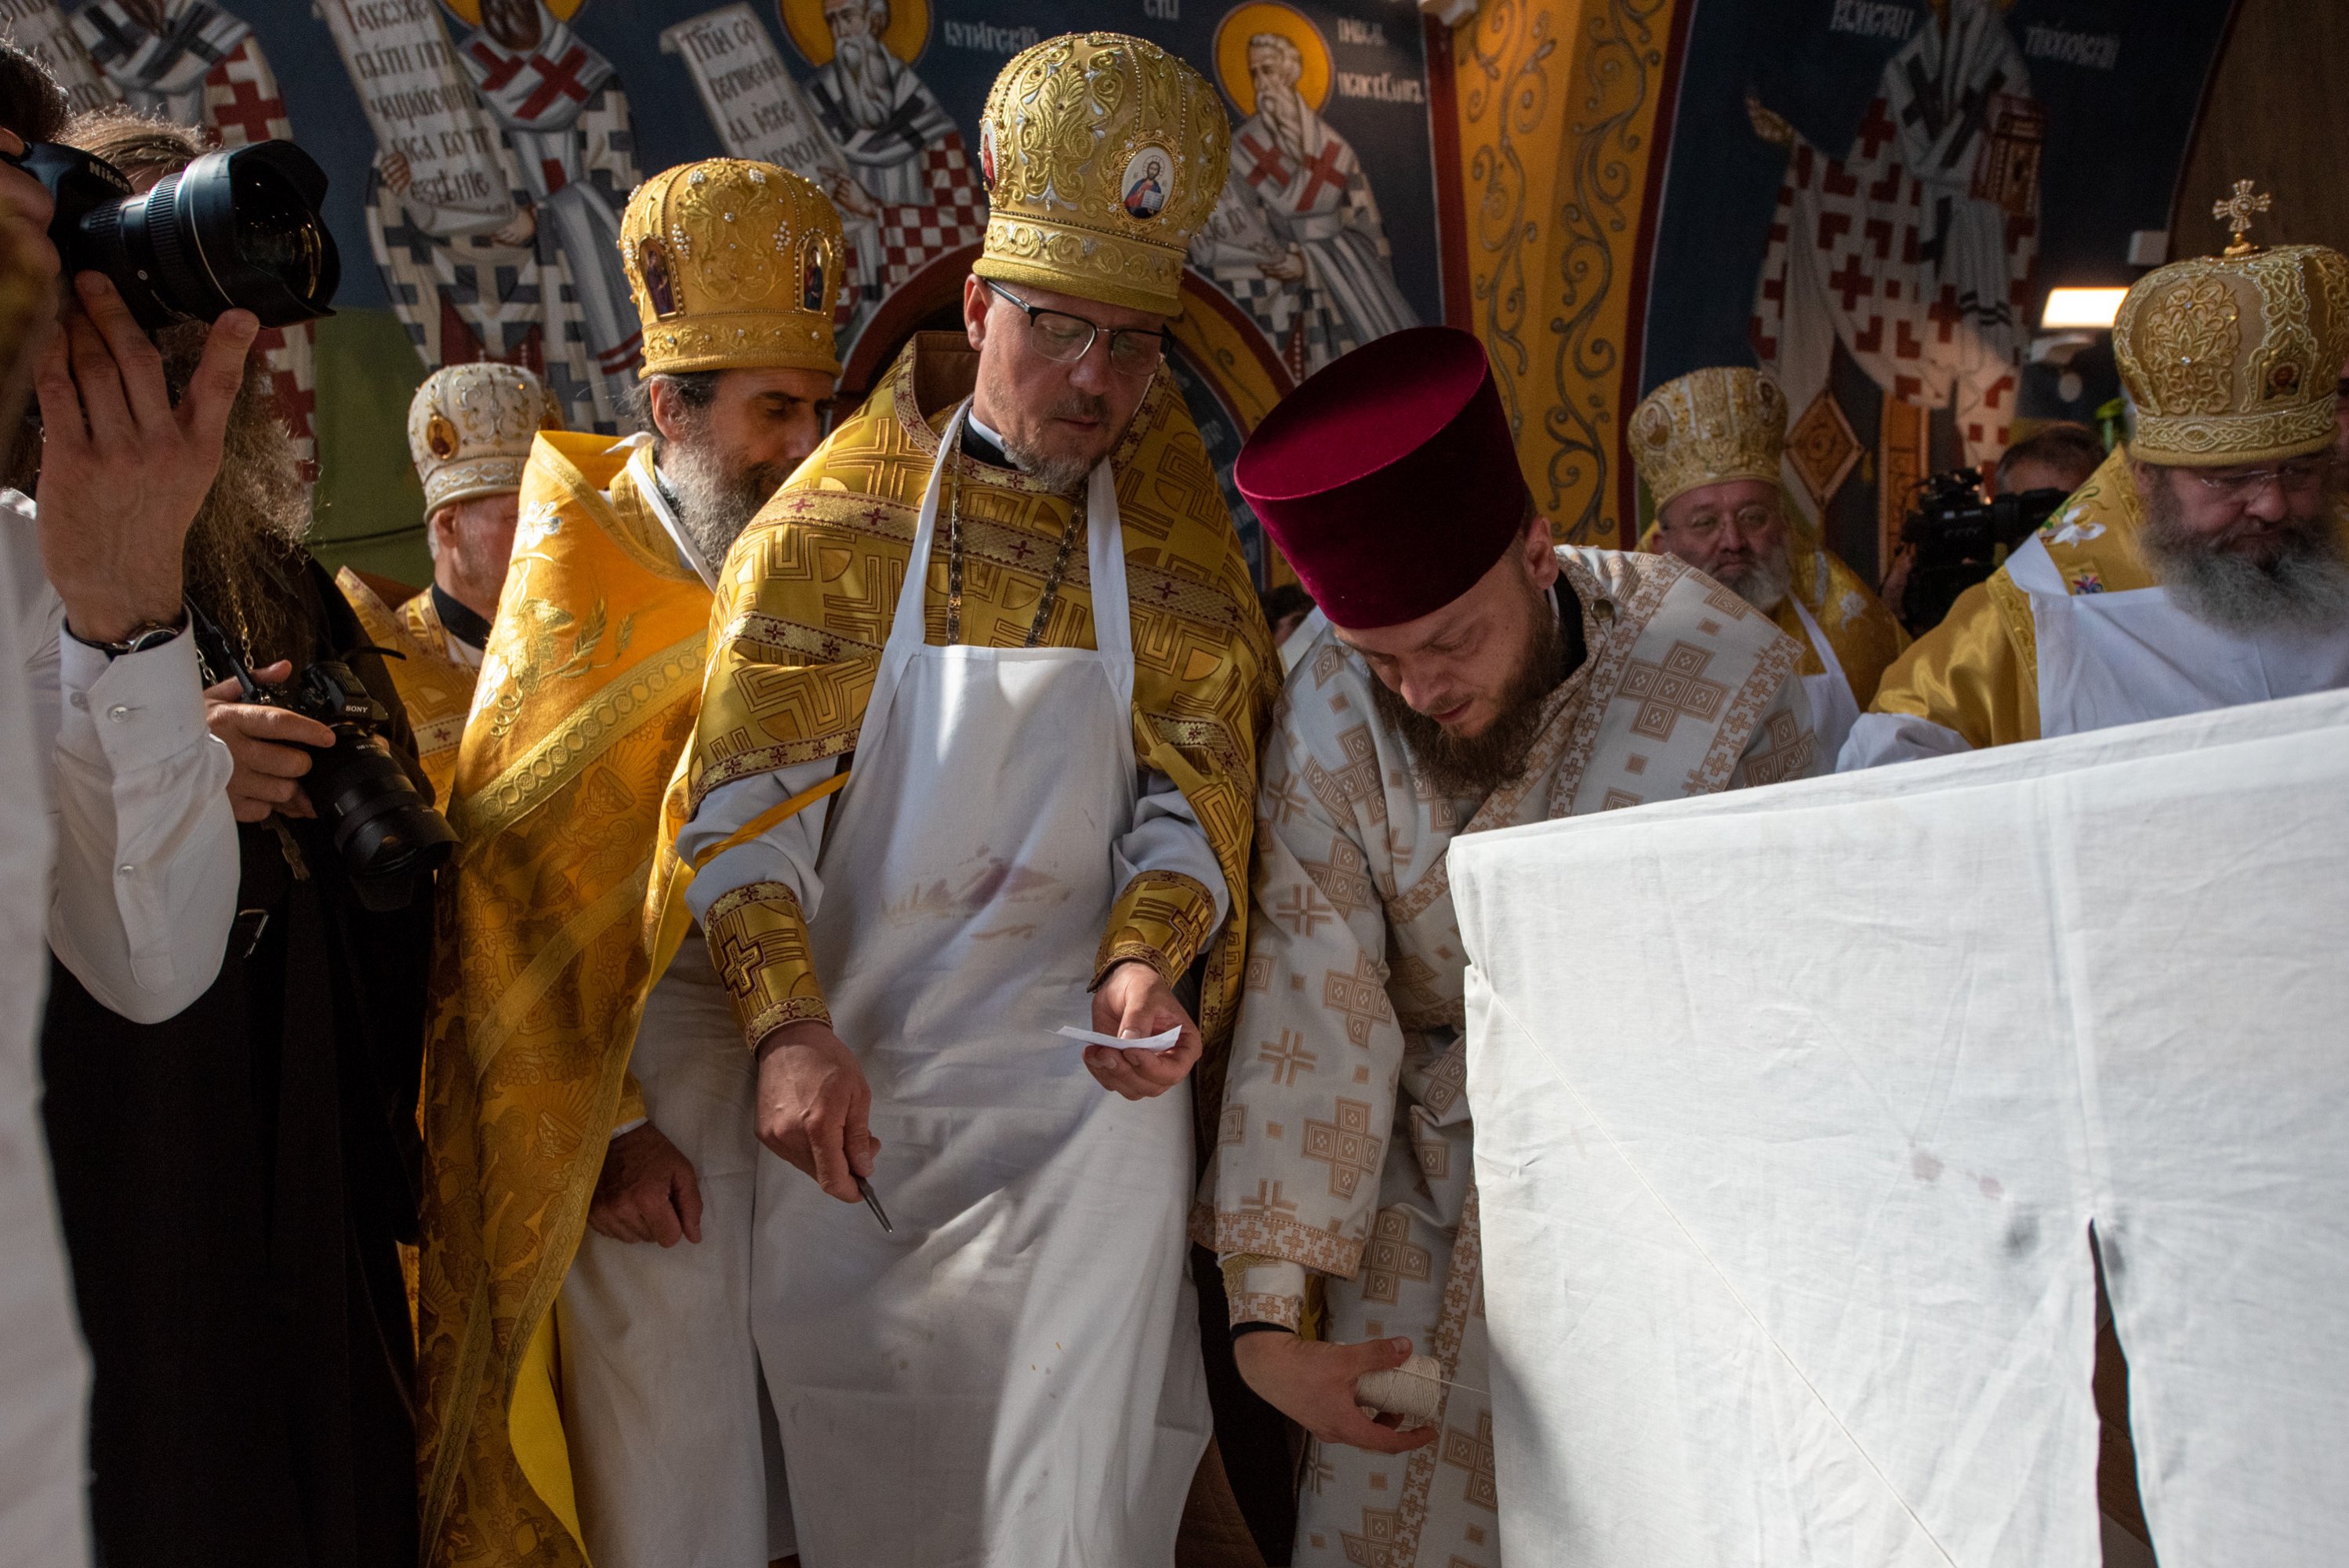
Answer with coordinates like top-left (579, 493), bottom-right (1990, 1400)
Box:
top-left (308, 726), bottom-right (457, 913)
top-left (9, 140), bottom-right (339, 330)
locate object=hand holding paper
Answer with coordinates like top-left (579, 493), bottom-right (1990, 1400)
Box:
top-left (1081, 960), bottom-right (1204, 1100)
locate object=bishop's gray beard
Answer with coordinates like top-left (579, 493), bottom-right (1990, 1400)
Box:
top-left (1258, 79), bottom-right (1310, 162)
top-left (830, 31), bottom-right (899, 129)
top-left (1369, 589), bottom-right (1566, 800)
top-left (660, 434), bottom-right (786, 575)
top-left (1712, 537), bottom-right (1794, 615)
top-left (2138, 472), bottom-right (2349, 635)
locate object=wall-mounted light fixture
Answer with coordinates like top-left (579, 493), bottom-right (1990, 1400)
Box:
top-left (2039, 287), bottom-right (2129, 331)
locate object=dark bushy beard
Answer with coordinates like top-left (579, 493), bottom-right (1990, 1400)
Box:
top-left (2138, 467), bottom-right (2349, 635)
top-left (660, 426), bottom-right (785, 573)
top-left (168, 325), bottom-right (312, 666)
top-left (1369, 586), bottom-right (1565, 799)
top-left (1713, 536), bottom-right (1794, 614)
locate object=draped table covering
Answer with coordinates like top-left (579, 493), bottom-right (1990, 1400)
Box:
top-left (1450, 687), bottom-right (2349, 1567)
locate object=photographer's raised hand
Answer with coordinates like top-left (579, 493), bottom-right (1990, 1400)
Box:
top-left (204, 660), bottom-right (329, 822)
top-left (34, 271), bottom-right (256, 643)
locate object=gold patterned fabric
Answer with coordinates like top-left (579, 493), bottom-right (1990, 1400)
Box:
top-left (676, 332), bottom-right (1276, 1109)
top-left (1778, 543), bottom-right (1909, 705)
top-left (336, 569), bottom-right (477, 806)
top-left (973, 33), bottom-right (1229, 315)
top-left (2114, 241), bottom-right (2349, 466)
top-left (1870, 446), bottom-right (2156, 748)
top-left (622, 158), bottom-right (845, 377)
top-left (1628, 365), bottom-right (1789, 509)
top-left (416, 431), bottom-right (715, 1568)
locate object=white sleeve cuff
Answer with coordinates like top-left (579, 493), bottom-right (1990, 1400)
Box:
top-left (58, 630), bottom-right (212, 774)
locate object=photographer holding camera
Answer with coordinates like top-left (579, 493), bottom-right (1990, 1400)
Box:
top-left (9, 100), bottom-right (440, 1568)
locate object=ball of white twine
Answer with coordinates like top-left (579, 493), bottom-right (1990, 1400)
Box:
top-left (1354, 1352), bottom-right (1446, 1425)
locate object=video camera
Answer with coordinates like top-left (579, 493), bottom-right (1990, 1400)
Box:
top-left (2, 139), bottom-right (338, 330)
top-left (1897, 469), bottom-right (2068, 635)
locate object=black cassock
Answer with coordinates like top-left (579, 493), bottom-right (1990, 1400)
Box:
top-left (42, 554), bottom-right (432, 1568)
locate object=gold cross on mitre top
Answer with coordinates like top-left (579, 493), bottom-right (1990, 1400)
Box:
top-left (2213, 179), bottom-right (2271, 256)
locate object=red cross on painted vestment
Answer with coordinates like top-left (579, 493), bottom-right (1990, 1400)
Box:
top-left (1236, 132), bottom-right (1289, 190)
top-left (517, 45), bottom-right (593, 119)
top-left (1292, 139), bottom-right (1349, 210)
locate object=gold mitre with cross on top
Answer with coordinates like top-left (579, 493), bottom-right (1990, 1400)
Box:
top-left (973, 32), bottom-right (1230, 317)
top-left (2114, 185), bottom-right (2349, 467)
top-left (1628, 365), bottom-right (1790, 509)
top-left (622, 158), bottom-right (846, 377)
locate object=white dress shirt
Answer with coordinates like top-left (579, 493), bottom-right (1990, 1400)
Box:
top-left (5, 489), bottom-right (238, 1022)
top-left (0, 497), bottom-right (90, 1566)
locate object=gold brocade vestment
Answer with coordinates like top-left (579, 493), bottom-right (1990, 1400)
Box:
top-left (665, 333), bottom-right (1276, 1134)
top-left (1871, 446), bottom-right (2156, 747)
top-left (1774, 542), bottom-right (1908, 706)
top-left (336, 570), bottom-right (479, 804)
top-left (416, 432), bottom-right (712, 1568)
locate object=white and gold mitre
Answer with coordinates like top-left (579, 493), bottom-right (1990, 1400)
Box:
top-left (1628, 366), bottom-right (1788, 508)
top-left (622, 158), bottom-right (845, 377)
top-left (406, 361), bottom-right (565, 516)
top-left (2113, 215), bottom-right (2349, 466)
top-left (972, 32), bottom-right (1229, 318)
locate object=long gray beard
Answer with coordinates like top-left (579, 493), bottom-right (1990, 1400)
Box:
top-left (1258, 82), bottom-right (1309, 161)
top-left (831, 33), bottom-right (898, 129)
top-left (1713, 539), bottom-right (1794, 615)
top-left (2139, 477), bottom-right (2349, 636)
top-left (660, 436), bottom-right (784, 575)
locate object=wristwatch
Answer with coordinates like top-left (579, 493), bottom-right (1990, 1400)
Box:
top-left (67, 613), bottom-right (187, 659)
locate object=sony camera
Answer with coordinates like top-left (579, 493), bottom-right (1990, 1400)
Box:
top-left (1897, 469), bottom-right (2068, 634)
top-left (2, 138), bottom-right (337, 329)
top-left (245, 658), bottom-right (456, 912)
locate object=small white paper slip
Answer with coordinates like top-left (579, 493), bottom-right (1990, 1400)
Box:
top-left (1055, 1025), bottom-right (1183, 1053)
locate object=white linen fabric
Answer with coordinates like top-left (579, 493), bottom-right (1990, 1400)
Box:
top-left (1839, 532), bottom-right (2349, 769)
top-left (748, 404), bottom-right (1209, 1566)
top-left (6, 490), bottom-right (237, 1020)
top-left (0, 491), bottom-right (92, 1564)
top-left (1454, 688), bottom-right (2349, 1567)
top-left (1788, 590), bottom-right (1861, 762)
top-left (557, 936), bottom-right (794, 1567)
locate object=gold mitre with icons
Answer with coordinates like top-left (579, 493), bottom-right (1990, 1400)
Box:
top-left (974, 32), bottom-right (1230, 318)
top-left (2112, 190), bottom-right (2349, 468)
top-left (1628, 365), bottom-right (1789, 510)
top-left (622, 158), bottom-right (845, 378)
top-left (407, 361), bottom-right (565, 517)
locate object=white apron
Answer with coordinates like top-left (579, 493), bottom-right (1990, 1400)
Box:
top-left (557, 938), bottom-right (796, 1567)
top-left (753, 405), bottom-right (1211, 1566)
top-left (1788, 593), bottom-right (1861, 761)
top-left (2013, 537), bottom-right (2349, 736)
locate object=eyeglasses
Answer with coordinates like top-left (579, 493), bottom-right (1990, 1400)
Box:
top-left (986, 281), bottom-right (1170, 377)
top-left (1666, 504), bottom-right (1779, 542)
top-left (2190, 456), bottom-right (2331, 499)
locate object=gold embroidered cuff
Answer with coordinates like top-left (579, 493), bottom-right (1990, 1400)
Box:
top-left (1093, 869), bottom-right (1218, 989)
top-left (703, 881), bottom-right (830, 1047)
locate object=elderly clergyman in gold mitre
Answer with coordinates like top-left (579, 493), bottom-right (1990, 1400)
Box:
top-left (663, 31), bottom-right (1277, 1562)
top-left (1847, 206), bottom-right (2349, 768)
top-left (336, 362), bottom-right (564, 801)
top-left (1633, 365), bottom-right (1907, 760)
top-left (415, 159), bottom-right (844, 1568)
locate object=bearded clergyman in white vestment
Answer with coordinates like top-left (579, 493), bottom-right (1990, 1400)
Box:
top-left (1846, 216), bottom-right (2349, 768)
top-left (1199, 326), bottom-right (1820, 1568)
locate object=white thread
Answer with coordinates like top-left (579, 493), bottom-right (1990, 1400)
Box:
top-left (1355, 1353), bottom-right (1447, 1424)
